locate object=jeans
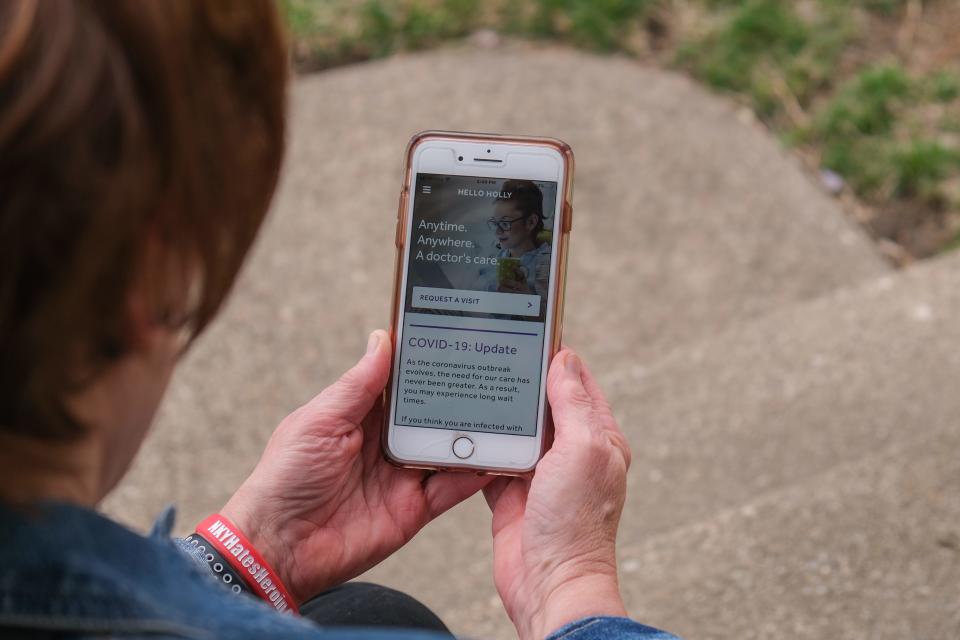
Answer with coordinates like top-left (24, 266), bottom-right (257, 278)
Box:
top-left (301, 583), bottom-right (450, 636)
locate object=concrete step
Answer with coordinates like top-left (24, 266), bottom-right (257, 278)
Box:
top-left (101, 43), bottom-right (903, 639)
top-left (276, 41), bottom-right (891, 365)
top-left (104, 42), bottom-right (885, 533)
top-left (617, 433), bottom-right (960, 639)
top-left (360, 252), bottom-right (960, 638)
top-left (604, 250), bottom-right (960, 543)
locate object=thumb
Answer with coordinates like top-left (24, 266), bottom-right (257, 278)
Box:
top-left (302, 329), bottom-right (392, 426)
top-left (546, 350), bottom-right (594, 444)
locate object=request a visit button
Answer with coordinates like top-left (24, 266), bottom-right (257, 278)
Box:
top-left (412, 286), bottom-right (540, 317)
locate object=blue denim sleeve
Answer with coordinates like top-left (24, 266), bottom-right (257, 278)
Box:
top-left (172, 535), bottom-right (216, 574)
top-left (150, 505), bottom-right (218, 579)
top-left (546, 616), bottom-right (681, 640)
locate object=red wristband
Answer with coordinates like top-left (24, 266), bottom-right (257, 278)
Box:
top-left (195, 514), bottom-right (298, 614)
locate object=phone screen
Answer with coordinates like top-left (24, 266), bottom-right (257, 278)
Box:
top-left (393, 173), bottom-right (560, 437)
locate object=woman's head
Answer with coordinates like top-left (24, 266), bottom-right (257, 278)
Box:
top-left (491, 180), bottom-right (545, 255)
top-left (0, 1), bottom-right (287, 453)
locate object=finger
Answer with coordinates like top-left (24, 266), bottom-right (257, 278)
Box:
top-left (482, 476), bottom-right (513, 511)
top-left (360, 401), bottom-right (387, 466)
top-left (577, 356), bottom-right (632, 468)
top-left (546, 349), bottom-right (595, 443)
top-left (482, 477), bottom-right (529, 535)
top-left (423, 472), bottom-right (493, 519)
top-left (576, 356), bottom-right (609, 408)
top-left (301, 329), bottom-right (391, 426)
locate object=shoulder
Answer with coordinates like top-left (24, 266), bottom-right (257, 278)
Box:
top-left (0, 503), bottom-right (294, 639)
top-left (0, 505), bottom-right (450, 640)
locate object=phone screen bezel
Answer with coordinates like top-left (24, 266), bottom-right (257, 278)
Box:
top-left (385, 136), bottom-right (567, 473)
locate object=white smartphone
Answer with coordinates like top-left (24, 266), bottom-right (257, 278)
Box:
top-left (382, 131), bottom-right (574, 475)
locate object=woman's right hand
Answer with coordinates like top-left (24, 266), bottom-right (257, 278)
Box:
top-left (484, 349), bottom-right (632, 640)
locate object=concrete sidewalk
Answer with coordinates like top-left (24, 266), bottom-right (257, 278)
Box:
top-left (104, 43), bottom-right (959, 639)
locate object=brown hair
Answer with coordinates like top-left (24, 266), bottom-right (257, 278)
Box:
top-left (496, 179), bottom-right (546, 245)
top-left (0, 1), bottom-right (288, 439)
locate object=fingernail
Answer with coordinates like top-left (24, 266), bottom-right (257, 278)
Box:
top-left (565, 352), bottom-right (581, 376)
top-left (366, 331), bottom-right (380, 355)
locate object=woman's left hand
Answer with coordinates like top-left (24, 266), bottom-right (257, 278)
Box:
top-left (221, 330), bottom-right (489, 604)
top-left (498, 277), bottom-right (531, 294)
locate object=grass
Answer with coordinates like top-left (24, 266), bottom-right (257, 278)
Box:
top-left (818, 65), bottom-right (912, 138)
top-left (281, 0), bottom-right (960, 257)
top-left (930, 71), bottom-right (960, 103)
top-left (280, 0), bottom-right (657, 62)
top-left (806, 63), bottom-right (960, 210)
top-left (679, 0), bottom-right (811, 93)
top-left (677, 0), bottom-right (859, 122)
top-left (280, 0), bottom-right (485, 63)
top-left (810, 65), bottom-right (913, 196)
top-left (515, 0), bottom-right (655, 51)
top-left (945, 231), bottom-right (960, 254)
top-left (892, 140), bottom-right (960, 201)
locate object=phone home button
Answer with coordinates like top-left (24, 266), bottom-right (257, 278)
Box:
top-left (452, 436), bottom-right (475, 459)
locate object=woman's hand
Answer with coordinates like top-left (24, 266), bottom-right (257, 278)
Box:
top-left (221, 330), bottom-right (490, 604)
top-left (484, 349), bottom-right (631, 640)
top-left (497, 276), bottom-right (532, 294)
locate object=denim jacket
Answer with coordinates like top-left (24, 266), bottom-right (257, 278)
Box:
top-left (0, 502), bottom-right (678, 639)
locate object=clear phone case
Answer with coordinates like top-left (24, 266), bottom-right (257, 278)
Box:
top-left (381, 131), bottom-right (575, 476)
